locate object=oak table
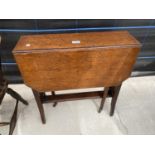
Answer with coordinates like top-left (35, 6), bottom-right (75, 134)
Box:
top-left (13, 31), bottom-right (141, 124)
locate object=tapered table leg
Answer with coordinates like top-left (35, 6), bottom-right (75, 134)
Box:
top-left (98, 87), bottom-right (109, 113)
top-left (110, 84), bottom-right (122, 116)
top-left (32, 89), bottom-right (46, 124)
top-left (52, 91), bottom-right (58, 107)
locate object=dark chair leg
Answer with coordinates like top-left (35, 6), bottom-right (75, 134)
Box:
top-left (32, 89), bottom-right (46, 124)
top-left (0, 122), bottom-right (10, 127)
top-left (9, 100), bottom-right (18, 135)
top-left (98, 87), bottom-right (110, 113)
top-left (52, 91), bottom-right (58, 107)
top-left (7, 88), bottom-right (29, 105)
top-left (110, 84), bottom-right (122, 116)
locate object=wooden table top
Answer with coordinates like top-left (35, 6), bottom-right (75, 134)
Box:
top-left (13, 31), bottom-right (141, 91)
top-left (13, 31), bottom-right (141, 52)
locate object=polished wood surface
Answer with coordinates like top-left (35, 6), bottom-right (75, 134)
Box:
top-left (13, 31), bottom-right (140, 51)
top-left (13, 31), bottom-right (141, 92)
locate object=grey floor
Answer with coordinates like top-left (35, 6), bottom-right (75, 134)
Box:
top-left (0, 76), bottom-right (155, 135)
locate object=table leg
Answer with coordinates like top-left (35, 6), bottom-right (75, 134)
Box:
top-left (98, 87), bottom-right (109, 113)
top-left (110, 84), bottom-right (122, 116)
top-left (32, 89), bottom-right (46, 124)
top-left (52, 91), bottom-right (58, 107)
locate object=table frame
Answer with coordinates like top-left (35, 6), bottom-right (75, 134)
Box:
top-left (32, 83), bottom-right (122, 124)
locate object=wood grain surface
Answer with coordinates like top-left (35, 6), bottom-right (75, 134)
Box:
top-left (13, 31), bottom-right (141, 51)
top-left (13, 31), bottom-right (141, 92)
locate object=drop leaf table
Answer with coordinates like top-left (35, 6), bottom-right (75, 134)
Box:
top-left (13, 31), bottom-right (141, 124)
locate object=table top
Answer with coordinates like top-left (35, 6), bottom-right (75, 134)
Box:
top-left (13, 31), bottom-right (141, 52)
top-left (13, 31), bottom-right (141, 91)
